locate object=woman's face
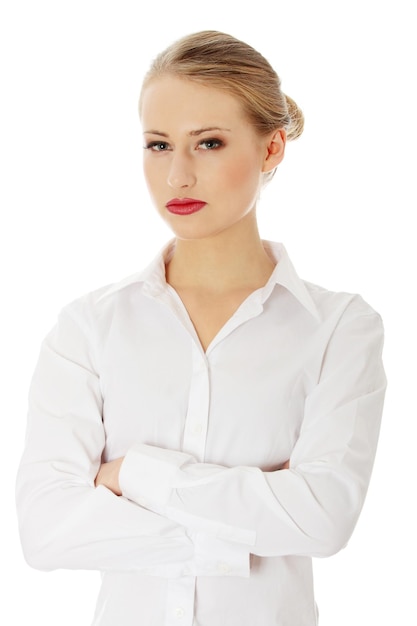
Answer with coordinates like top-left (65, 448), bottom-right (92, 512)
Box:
top-left (140, 76), bottom-right (284, 241)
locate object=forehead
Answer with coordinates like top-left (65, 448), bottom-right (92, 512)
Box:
top-left (140, 76), bottom-right (246, 130)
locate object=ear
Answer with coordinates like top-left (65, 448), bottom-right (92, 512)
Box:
top-left (262, 129), bottom-right (286, 172)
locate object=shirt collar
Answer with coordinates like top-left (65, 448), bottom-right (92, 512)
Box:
top-left (98, 239), bottom-right (320, 321)
top-left (96, 241), bottom-right (172, 302)
top-left (261, 241), bottom-right (320, 321)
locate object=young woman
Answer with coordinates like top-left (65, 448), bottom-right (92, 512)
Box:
top-left (16, 30), bottom-right (386, 626)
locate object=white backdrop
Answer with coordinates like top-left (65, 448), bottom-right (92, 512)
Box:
top-left (1, 0), bottom-right (415, 624)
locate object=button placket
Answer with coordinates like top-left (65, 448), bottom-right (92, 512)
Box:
top-left (182, 342), bottom-right (210, 461)
top-left (164, 577), bottom-right (195, 626)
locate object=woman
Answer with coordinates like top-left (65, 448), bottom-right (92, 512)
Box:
top-left (16, 30), bottom-right (386, 625)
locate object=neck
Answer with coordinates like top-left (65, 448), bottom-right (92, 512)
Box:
top-left (166, 216), bottom-right (275, 292)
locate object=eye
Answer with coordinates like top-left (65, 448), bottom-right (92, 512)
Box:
top-left (144, 141), bottom-right (170, 152)
top-left (198, 138), bottom-right (224, 150)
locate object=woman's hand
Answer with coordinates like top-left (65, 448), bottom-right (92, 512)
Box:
top-left (95, 457), bottom-right (124, 495)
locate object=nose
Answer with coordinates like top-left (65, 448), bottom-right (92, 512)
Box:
top-left (167, 150), bottom-right (196, 190)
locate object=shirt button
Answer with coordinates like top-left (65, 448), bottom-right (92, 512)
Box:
top-left (191, 423), bottom-right (203, 435)
top-left (174, 607), bottom-right (185, 619)
top-left (217, 562), bottom-right (231, 574)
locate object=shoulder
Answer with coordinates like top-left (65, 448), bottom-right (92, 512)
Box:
top-left (265, 241), bottom-right (382, 326)
top-left (305, 280), bottom-right (382, 323)
top-left (58, 242), bottom-right (170, 330)
top-left (58, 272), bottom-right (146, 333)
top-left (301, 281), bottom-right (385, 366)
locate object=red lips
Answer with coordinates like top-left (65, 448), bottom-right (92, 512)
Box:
top-left (165, 198), bottom-right (207, 215)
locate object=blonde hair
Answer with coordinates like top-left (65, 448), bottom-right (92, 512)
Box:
top-left (140, 30), bottom-right (304, 142)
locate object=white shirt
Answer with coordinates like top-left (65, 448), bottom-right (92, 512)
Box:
top-left (16, 241), bottom-right (386, 626)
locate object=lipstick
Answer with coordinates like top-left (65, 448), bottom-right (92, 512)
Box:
top-left (166, 198), bottom-right (207, 215)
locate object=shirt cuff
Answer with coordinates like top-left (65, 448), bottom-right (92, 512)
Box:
top-left (119, 443), bottom-right (192, 513)
top-left (188, 532), bottom-right (251, 577)
top-left (119, 442), bottom-right (257, 551)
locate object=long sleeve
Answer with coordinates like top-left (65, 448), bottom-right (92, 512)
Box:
top-left (15, 305), bottom-right (198, 574)
top-left (119, 305), bottom-right (386, 559)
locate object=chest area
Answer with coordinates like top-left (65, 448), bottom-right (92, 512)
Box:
top-left (99, 300), bottom-right (320, 469)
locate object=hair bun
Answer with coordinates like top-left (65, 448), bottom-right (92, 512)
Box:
top-left (284, 94), bottom-right (304, 141)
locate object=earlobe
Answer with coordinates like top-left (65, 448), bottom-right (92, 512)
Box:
top-left (262, 129), bottom-right (286, 172)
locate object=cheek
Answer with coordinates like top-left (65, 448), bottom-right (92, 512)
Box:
top-left (143, 160), bottom-right (163, 196)
top-left (218, 155), bottom-right (261, 191)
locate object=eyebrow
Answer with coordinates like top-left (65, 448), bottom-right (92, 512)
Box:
top-left (143, 127), bottom-right (232, 137)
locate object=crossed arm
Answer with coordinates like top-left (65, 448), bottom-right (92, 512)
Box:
top-left (17, 300), bottom-right (386, 572)
top-left (95, 458), bottom-right (290, 495)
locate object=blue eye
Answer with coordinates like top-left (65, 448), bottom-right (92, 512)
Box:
top-left (145, 141), bottom-right (170, 152)
top-left (199, 138), bottom-right (224, 150)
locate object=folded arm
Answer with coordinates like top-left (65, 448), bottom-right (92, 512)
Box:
top-left (116, 307), bottom-right (386, 559)
top-left (16, 306), bottom-right (250, 577)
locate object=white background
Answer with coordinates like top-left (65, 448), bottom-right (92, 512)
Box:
top-left (1, 0), bottom-right (415, 623)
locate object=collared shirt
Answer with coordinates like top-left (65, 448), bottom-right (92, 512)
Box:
top-left (16, 241), bottom-right (386, 626)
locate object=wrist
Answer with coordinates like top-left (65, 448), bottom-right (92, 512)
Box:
top-left (95, 457), bottom-right (124, 495)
